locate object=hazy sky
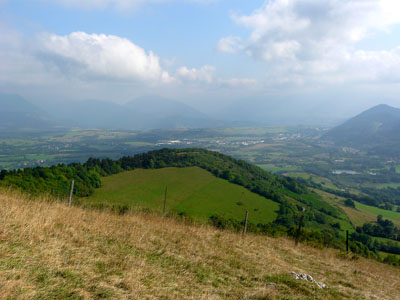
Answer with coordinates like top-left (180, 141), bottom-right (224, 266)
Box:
top-left (1, 0), bottom-right (400, 112)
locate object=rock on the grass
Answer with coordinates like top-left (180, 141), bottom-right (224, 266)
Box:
top-left (291, 272), bottom-right (327, 289)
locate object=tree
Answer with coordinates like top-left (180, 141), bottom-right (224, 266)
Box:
top-left (384, 202), bottom-right (393, 211)
top-left (0, 169), bottom-right (8, 180)
top-left (221, 170), bottom-right (233, 181)
top-left (383, 254), bottom-right (400, 266)
top-left (344, 198), bottom-right (355, 208)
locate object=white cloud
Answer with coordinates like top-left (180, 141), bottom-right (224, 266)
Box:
top-left (348, 47), bottom-right (400, 82)
top-left (218, 78), bottom-right (258, 88)
top-left (0, 24), bottom-right (51, 86)
top-left (37, 31), bottom-right (171, 83)
top-left (1, 25), bottom-right (249, 100)
top-left (175, 64), bottom-right (260, 90)
top-left (176, 65), bottom-right (216, 83)
top-left (216, 36), bottom-right (243, 53)
top-left (222, 0), bottom-right (400, 84)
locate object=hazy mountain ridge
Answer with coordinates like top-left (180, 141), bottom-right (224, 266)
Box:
top-left (3, 93), bottom-right (397, 133)
top-left (322, 104), bottom-right (400, 149)
top-left (215, 97), bottom-right (353, 126)
top-left (124, 96), bottom-right (226, 129)
top-left (0, 93), bottom-right (54, 130)
top-left (0, 94), bottom-right (226, 131)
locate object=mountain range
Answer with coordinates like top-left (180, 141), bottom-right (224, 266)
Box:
top-left (214, 96), bottom-right (362, 126)
top-left (2, 92), bottom-right (399, 138)
top-left (0, 94), bottom-right (224, 131)
top-left (0, 94), bottom-right (54, 130)
top-left (322, 104), bottom-right (400, 152)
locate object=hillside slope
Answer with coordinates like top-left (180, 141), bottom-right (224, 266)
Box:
top-left (81, 167), bottom-right (279, 224)
top-left (0, 189), bottom-right (399, 300)
top-left (0, 148), bottom-right (357, 243)
top-left (322, 104), bottom-right (400, 150)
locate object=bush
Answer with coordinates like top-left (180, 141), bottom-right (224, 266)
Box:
top-left (209, 214), bottom-right (241, 231)
top-left (344, 199), bottom-right (356, 208)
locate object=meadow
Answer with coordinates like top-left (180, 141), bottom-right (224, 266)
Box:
top-left (355, 202), bottom-right (400, 225)
top-left (1, 188), bottom-right (400, 299)
top-left (82, 167), bottom-right (279, 224)
top-left (315, 188), bottom-right (400, 228)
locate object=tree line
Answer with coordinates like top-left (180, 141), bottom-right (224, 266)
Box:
top-left (0, 148), bottom-right (307, 200)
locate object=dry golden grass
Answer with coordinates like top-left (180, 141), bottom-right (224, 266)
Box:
top-left (0, 189), bottom-right (399, 300)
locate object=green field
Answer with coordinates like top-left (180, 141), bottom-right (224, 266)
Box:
top-left (375, 183), bottom-right (400, 189)
top-left (355, 202), bottom-right (400, 226)
top-left (82, 167), bottom-right (279, 223)
top-left (321, 192), bottom-right (400, 228)
top-left (313, 190), bottom-right (353, 230)
top-left (378, 251), bottom-right (400, 259)
top-left (286, 172), bottom-right (340, 191)
top-left (313, 188), bottom-right (400, 231)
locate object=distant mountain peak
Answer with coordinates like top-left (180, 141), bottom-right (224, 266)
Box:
top-left (364, 103), bottom-right (399, 113)
top-left (322, 103), bottom-right (400, 149)
top-left (373, 103), bottom-right (391, 108)
top-left (0, 93), bottom-right (53, 130)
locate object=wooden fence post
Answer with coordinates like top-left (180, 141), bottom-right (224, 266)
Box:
top-left (69, 180), bottom-right (74, 207)
top-left (243, 210), bottom-right (249, 234)
top-left (346, 230), bottom-right (349, 253)
top-left (295, 215), bottom-right (304, 246)
top-left (163, 186), bottom-right (167, 215)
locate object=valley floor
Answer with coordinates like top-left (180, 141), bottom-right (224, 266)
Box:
top-left (0, 189), bottom-right (399, 300)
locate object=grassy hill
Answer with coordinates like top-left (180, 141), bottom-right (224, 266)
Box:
top-left (0, 148), bottom-right (307, 202)
top-left (2, 148), bottom-right (400, 261)
top-left (82, 164), bottom-right (400, 235)
top-left (1, 189), bottom-right (400, 300)
top-left (81, 167), bottom-right (279, 224)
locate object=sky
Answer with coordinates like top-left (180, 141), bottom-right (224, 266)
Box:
top-left (1, 0), bottom-right (400, 115)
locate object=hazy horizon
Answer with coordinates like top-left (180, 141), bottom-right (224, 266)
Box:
top-left (1, 0), bottom-right (400, 126)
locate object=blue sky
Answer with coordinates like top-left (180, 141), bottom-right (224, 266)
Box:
top-left (2, 0), bottom-right (265, 77)
top-left (1, 0), bottom-right (400, 114)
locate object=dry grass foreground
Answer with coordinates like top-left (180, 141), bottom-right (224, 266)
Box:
top-left (0, 189), bottom-right (399, 300)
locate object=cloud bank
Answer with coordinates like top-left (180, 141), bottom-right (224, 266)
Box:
top-left (0, 25), bottom-right (256, 102)
top-left (38, 32), bottom-right (172, 83)
top-left (176, 65), bottom-right (215, 83)
top-left (218, 0), bottom-right (400, 84)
